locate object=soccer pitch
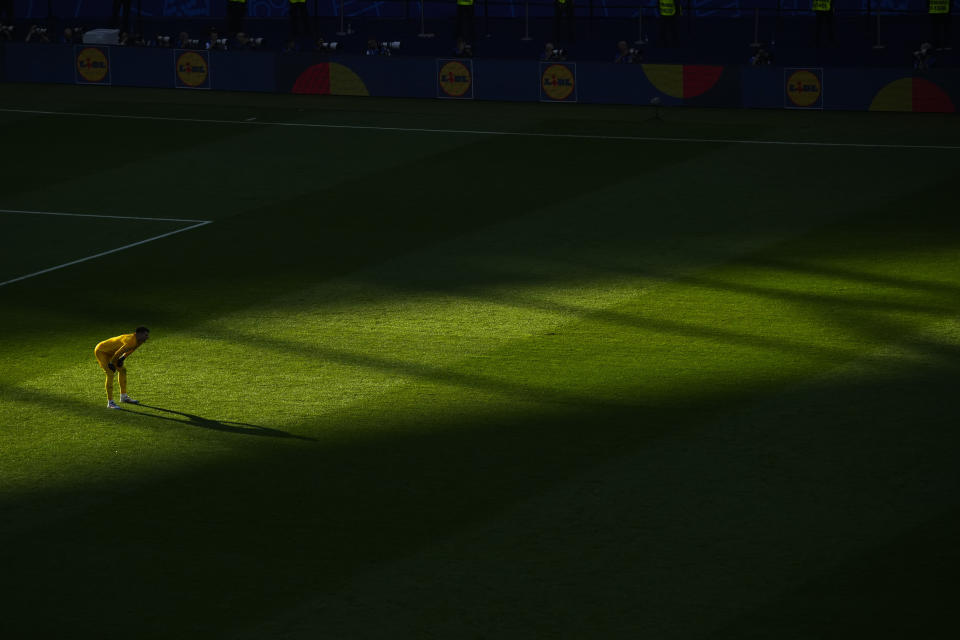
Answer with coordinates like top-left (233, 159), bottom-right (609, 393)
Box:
top-left (1, 83), bottom-right (959, 637)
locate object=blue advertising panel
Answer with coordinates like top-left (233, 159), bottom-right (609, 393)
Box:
top-left (4, 43), bottom-right (958, 114)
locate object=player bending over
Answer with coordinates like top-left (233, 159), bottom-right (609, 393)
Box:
top-left (94, 326), bottom-right (150, 409)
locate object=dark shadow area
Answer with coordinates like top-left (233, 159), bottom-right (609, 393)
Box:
top-left (523, 181), bottom-right (960, 303)
top-left (708, 507), bottom-right (960, 640)
top-left (126, 404), bottom-right (315, 441)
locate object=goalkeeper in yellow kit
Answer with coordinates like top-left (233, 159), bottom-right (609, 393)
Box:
top-left (94, 326), bottom-right (150, 409)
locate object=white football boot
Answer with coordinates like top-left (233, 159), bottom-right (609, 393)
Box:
top-left (120, 394), bottom-right (139, 405)
top-left (107, 400), bottom-right (121, 409)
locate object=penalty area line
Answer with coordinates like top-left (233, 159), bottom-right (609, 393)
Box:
top-left (0, 208), bottom-right (209, 223)
top-left (0, 220), bottom-right (212, 288)
top-left (1, 107), bottom-right (960, 151)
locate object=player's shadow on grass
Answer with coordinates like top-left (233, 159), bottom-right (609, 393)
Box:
top-left (130, 404), bottom-right (315, 441)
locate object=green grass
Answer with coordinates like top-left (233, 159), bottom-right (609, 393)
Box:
top-left (1, 83), bottom-right (959, 637)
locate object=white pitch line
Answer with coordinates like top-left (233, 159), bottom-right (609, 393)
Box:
top-left (0, 220), bottom-right (212, 288)
top-left (0, 208), bottom-right (209, 223)
top-left (1, 107), bottom-right (959, 151)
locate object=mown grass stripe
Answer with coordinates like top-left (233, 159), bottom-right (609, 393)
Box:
top-left (2, 107), bottom-right (960, 151)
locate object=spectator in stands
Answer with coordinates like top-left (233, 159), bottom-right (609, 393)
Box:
top-left (364, 38), bottom-right (393, 56)
top-left (554, 0), bottom-right (575, 46)
top-left (289, 0), bottom-right (310, 38)
top-left (929, 0), bottom-right (951, 50)
top-left (235, 31), bottom-right (251, 49)
top-left (750, 45), bottom-right (772, 65)
top-left (914, 42), bottom-right (936, 70)
top-left (456, 0), bottom-right (475, 44)
top-left (118, 31), bottom-right (146, 46)
top-left (207, 27), bottom-right (227, 50)
top-left (614, 40), bottom-right (641, 63)
top-left (813, 0), bottom-right (834, 46)
top-left (62, 28), bottom-right (75, 44)
top-left (454, 36), bottom-right (473, 58)
top-left (657, 0), bottom-right (681, 47)
top-left (541, 42), bottom-right (566, 61)
top-left (227, 0), bottom-right (247, 37)
top-left (0, 23), bottom-right (13, 41)
top-left (177, 32), bottom-right (191, 48)
top-left (112, 0), bottom-right (132, 34)
top-left (283, 38), bottom-right (298, 54)
top-left (25, 24), bottom-right (50, 43)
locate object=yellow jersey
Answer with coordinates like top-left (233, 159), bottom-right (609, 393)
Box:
top-left (95, 333), bottom-right (141, 363)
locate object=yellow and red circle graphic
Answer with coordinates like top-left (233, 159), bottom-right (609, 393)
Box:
top-left (541, 64), bottom-right (575, 101)
top-left (438, 61), bottom-right (472, 98)
top-left (176, 51), bottom-right (209, 87)
top-left (786, 70), bottom-right (822, 107)
top-left (292, 63), bottom-right (370, 96)
top-left (870, 77), bottom-right (955, 113)
top-left (76, 47), bottom-right (109, 83)
top-left (642, 64), bottom-right (724, 99)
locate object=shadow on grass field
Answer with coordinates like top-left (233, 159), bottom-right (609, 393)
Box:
top-left (127, 404), bottom-right (316, 441)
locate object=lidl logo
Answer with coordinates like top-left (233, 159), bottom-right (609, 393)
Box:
top-left (786, 69), bottom-right (822, 108)
top-left (176, 51), bottom-right (209, 88)
top-left (76, 47), bottom-right (109, 83)
top-left (438, 61), bottom-right (472, 98)
top-left (541, 64), bottom-right (575, 101)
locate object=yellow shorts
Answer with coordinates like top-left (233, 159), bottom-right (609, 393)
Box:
top-left (94, 348), bottom-right (124, 373)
